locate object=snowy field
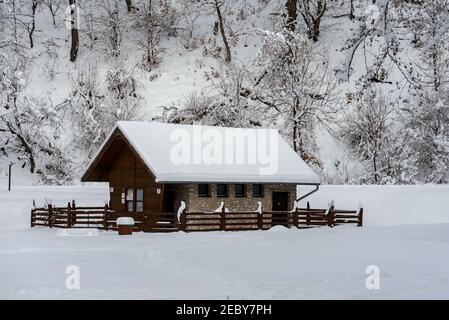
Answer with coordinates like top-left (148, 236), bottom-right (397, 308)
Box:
top-left (1, 185), bottom-right (449, 299)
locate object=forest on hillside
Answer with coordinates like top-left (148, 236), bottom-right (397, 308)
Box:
top-left (0, 0), bottom-right (448, 185)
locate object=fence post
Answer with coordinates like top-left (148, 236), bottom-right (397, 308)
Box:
top-left (220, 205), bottom-right (226, 231)
top-left (306, 211), bottom-right (310, 226)
top-left (180, 209), bottom-right (187, 232)
top-left (307, 201), bottom-right (310, 210)
top-left (103, 204), bottom-right (109, 230)
top-left (31, 209), bottom-right (34, 228)
top-left (258, 212), bottom-right (263, 230)
top-left (48, 204), bottom-right (53, 228)
top-left (67, 202), bottom-right (71, 228)
top-left (293, 207), bottom-right (299, 228)
top-left (139, 212), bottom-right (144, 232)
top-left (327, 204), bottom-right (335, 228)
top-left (358, 207), bottom-right (363, 227)
top-left (72, 200), bottom-right (76, 210)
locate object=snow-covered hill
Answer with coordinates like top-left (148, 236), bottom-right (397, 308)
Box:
top-left (1, 0), bottom-right (448, 185)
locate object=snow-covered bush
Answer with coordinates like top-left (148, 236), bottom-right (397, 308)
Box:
top-left (68, 61), bottom-right (142, 172)
top-left (250, 30), bottom-right (338, 168)
top-left (338, 88), bottom-right (396, 184)
top-left (399, 92), bottom-right (449, 184)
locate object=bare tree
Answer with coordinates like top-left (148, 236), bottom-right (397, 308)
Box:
top-left (13, 0), bottom-right (42, 48)
top-left (179, 0), bottom-right (233, 63)
top-left (249, 31), bottom-right (338, 166)
top-left (349, 0), bottom-right (354, 20)
top-left (297, 0), bottom-right (327, 41)
top-left (158, 67), bottom-right (260, 128)
top-left (98, 0), bottom-right (125, 57)
top-left (213, 0), bottom-right (231, 63)
top-left (176, 7), bottom-right (201, 50)
top-left (82, 4), bottom-right (97, 50)
top-left (69, 0), bottom-right (79, 62)
top-left (139, 0), bottom-right (161, 71)
top-left (333, 0), bottom-right (355, 20)
top-left (338, 88), bottom-right (395, 184)
top-left (68, 61), bottom-right (142, 160)
top-left (285, 0), bottom-right (298, 32)
top-left (404, 0), bottom-right (449, 92)
top-left (124, 0), bottom-right (136, 12)
top-left (0, 16), bottom-right (66, 179)
top-left (44, 0), bottom-right (61, 27)
top-left (28, 0), bottom-right (40, 48)
top-left (0, 0), bottom-right (34, 172)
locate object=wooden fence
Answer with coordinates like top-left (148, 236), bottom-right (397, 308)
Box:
top-left (145, 213), bottom-right (180, 232)
top-left (31, 202), bottom-right (363, 233)
top-left (178, 204), bottom-right (363, 232)
top-left (30, 201), bottom-right (144, 231)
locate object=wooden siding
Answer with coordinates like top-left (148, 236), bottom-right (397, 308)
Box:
top-left (100, 135), bottom-right (163, 232)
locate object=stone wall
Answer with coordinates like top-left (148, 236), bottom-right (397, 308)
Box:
top-left (174, 183), bottom-right (297, 212)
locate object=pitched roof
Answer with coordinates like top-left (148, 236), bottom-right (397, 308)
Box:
top-left (82, 121), bottom-right (320, 185)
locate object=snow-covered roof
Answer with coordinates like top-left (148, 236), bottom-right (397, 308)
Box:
top-left (83, 121), bottom-right (320, 185)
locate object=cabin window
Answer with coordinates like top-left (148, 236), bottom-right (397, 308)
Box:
top-left (234, 184), bottom-right (246, 197)
top-left (136, 189), bottom-right (144, 212)
top-left (252, 184), bottom-right (264, 197)
top-left (198, 184), bottom-right (210, 197)
top-left (217, 184), bottom-right (229, 197)
top-left (126, 189), bottom-right (134, 212)
top-left (126, 188), bottom-right (144, 212)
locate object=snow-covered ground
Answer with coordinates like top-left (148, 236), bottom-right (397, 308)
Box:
top-left (1, 185), bottom-right (449, 299)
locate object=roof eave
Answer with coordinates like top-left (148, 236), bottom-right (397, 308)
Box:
top-left (156, 179), bottom-right (320, 185)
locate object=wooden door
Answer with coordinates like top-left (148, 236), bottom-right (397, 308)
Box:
top-left (272, 192), bottom-right (289, 227)
top-left (163, 191), bottom-right (175, 213)
top-left (272, 192), bottom-right (289, 211)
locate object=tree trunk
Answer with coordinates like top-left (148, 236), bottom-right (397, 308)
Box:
top-left (310, 0), bottom-right (326, 42)
top-left (349, 0), bottom-right (354, 20)
top-left (214, 0), bottom-right (231, 63)
top-left (28, 32), bottom-right (34, 49)
top-left (431, 25), bottom-right (439, 91)
top-left (432, 45), bottom-right (439, 91)
top-left (125, 0), bottom-right (132, 12)
top-left (69, 0), bottom-right (79, 62)
top-left (299, 0), bottom-right (327, 42)
top-left (17, 132), bottom-right (36, 173)
top-left (373, 154), bottom-right (379, 183)
top-left (285, 0), bottom-right (298, 32)
top-left (6, 118), bottom-right (36, 174)
top-left (112, 1), bottom-right (120, 57)
top-left (29, 0), bottom-right (38, 48)
top-left (49, 4), bottom-right (57, 27)
top-left (292, 109), bottom-right (299, 152)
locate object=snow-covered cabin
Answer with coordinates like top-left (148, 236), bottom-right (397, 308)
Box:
top-left (81, 121), bottom-right (320, 231)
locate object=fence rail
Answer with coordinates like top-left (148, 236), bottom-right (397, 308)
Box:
top-left (31, 201), bottom-right (363, 233)
top-left (178, 205), bottom-right (363, 232)
top-left (30, 202), bottom-right (144, 231)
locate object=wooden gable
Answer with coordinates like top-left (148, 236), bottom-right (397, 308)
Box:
top-left (81, 129), bottom-right (154, 182)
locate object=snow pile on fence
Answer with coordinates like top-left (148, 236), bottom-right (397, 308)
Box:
top-left (116, 217), bottom-right (135, 226)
